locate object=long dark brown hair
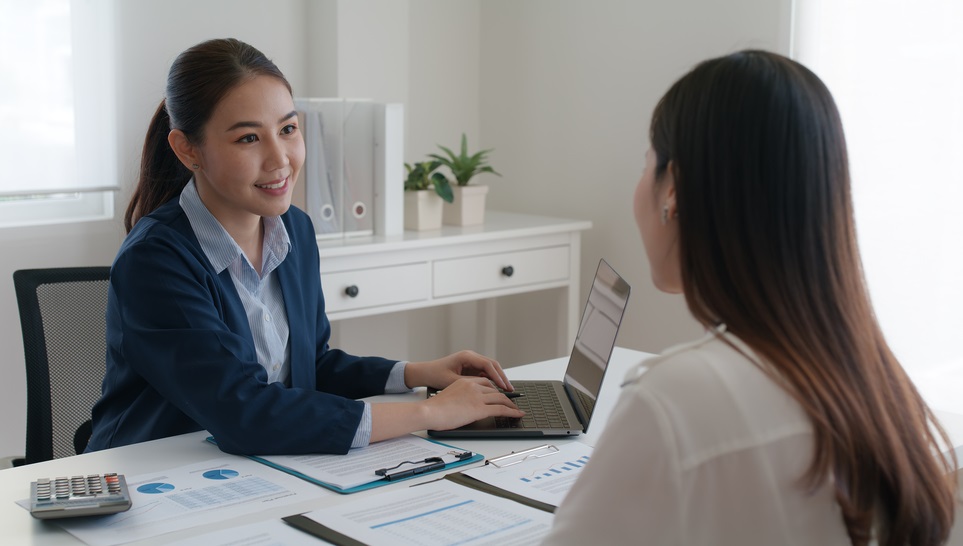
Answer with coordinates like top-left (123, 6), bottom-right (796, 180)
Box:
top-left (125, 38), bottom-right (291, 232)
top-left (650, 50), bottom-right (957, 545)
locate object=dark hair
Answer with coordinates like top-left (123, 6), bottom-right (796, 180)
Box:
top-left (125, 38), bottom-right (292, 232)
top-left (650, 50), bottom-right (956, 546)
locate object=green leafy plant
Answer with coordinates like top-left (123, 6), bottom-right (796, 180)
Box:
top-left (428, 133), bottom-right (501, 186)
top-left (404, 160), bottom-right (453, 203)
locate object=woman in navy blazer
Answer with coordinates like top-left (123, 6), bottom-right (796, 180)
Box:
top-left (87, 38), bottom-right (523, 456)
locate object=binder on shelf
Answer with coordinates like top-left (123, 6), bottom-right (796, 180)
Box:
top-left (293, 98), bottom-right (403, 240)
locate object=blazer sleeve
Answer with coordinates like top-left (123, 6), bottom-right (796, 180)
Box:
top-left (111, 230), bottom-right (371, 456)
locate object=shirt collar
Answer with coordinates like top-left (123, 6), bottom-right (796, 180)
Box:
top-left (179, 179), bottom-right (291, 274)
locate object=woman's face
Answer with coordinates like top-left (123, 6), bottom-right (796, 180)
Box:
top-left (634, 148), bottom-right (682, 293)
top-left (191, 75), bottom-right (304, 234)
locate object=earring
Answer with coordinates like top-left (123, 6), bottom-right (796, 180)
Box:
top-left (661, 204), bottom-right (670, 225)
top-left (191, 163), bottom-right (199, 170)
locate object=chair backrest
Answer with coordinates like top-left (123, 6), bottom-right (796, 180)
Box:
top-left (14, 267), bottom-right (110, 465)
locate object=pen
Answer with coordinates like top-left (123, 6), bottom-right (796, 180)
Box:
top-left (503, 391), bottom-right (524, 399)
top-left (384, 460), bottom-right (446, 481)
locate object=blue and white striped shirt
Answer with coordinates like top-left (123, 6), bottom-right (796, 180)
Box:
top-left (180, 181), bottom-right (292, 385)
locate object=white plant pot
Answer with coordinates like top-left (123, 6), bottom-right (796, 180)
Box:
top-left (443, 185), bottom-right (489, 226)
top-left (404, 190), bottom-right (444, 231)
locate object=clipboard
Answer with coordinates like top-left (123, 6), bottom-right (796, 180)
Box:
top-left (485, 444), bottom-right (560, 468)
top-left (205, 436), bottom-right (483, 494)
top-left (281, 478), bottom-right (557, 546)
top-left (440, 444), bottom-right (563, 513)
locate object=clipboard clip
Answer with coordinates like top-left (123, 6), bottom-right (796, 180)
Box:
top-left (486, 444), bottom-right (559, 468)
top-left (374, 451), bottom-right (473, 481)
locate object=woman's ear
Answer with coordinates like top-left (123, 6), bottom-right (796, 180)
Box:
top-left (663, 160), bottom-right (678, 221)
top-left (168, 130), bottom-right (199, 171)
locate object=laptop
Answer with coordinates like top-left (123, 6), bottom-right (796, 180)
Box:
top-left (427, 259), bottom-right (631, 438)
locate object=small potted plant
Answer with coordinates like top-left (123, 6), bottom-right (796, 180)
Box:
top-left (403, 160), bottom-right (452, 231)
top-left (429, 133), bottom-right (501, 226)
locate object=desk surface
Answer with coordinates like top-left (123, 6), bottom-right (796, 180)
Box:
top-left (2, 347), bottom-right (961, 545)
top-left (316, 210), bottom-right (592, 257)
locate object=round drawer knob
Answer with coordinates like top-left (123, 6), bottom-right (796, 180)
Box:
top-left (345, 285), bottom-right (360, 298)
top-left (501, 266), bottom-right (514, 277)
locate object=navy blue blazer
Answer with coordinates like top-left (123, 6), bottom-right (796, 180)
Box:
top-left (87, 199), bottom-right (396, 455)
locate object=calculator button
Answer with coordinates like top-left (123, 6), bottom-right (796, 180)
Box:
top-left (30, 473), bottom-right (132, 519)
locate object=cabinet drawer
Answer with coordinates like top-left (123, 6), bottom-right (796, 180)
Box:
top-left (322, 263), bottom-right (428, 313)
top-left (433, 246), bottom-right (570, 298)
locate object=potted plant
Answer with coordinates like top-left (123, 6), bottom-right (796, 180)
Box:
top-left (429, 133), bottom-right (501, 226)
top-left (403, 160), bottom-right (452, 231)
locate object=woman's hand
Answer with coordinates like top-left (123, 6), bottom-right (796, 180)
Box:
top-left (422, 376), bottom-right (526, 431)
top-left (369, 375), bottom-right (525, 442)
top-left (404, 350), bottom-right (514, 392)
top-left (369, 350), bottom-right (523, 442)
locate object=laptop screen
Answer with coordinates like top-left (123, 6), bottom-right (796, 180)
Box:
top-left (563, 259), bottom-right (631, 430)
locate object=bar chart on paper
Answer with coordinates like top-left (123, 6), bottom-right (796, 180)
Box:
top-left (464, 442), bottom-right (594, 507)
top-left (520, 455), bottom-right (590, 483)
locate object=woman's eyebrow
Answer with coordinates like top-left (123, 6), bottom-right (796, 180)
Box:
top-left (226, 110), bottom-right (298, 132)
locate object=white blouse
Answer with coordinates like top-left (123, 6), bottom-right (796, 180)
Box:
top-left (542, 330), bottom-right (852, 545)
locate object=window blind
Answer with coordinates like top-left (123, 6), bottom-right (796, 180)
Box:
top-left (0, 0), bottom-right (119, 198)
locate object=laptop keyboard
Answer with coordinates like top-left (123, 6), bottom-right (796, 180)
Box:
top-left (495, 383), bottom-right (570, 429)
top-left (574, 387), bottom-right (596, 418)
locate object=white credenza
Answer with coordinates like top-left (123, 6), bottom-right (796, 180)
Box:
top-left (317, 211), bottom-right (592, 357)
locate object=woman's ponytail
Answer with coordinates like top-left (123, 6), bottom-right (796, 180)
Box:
top-left (124, 100), bottom-right (191, 232)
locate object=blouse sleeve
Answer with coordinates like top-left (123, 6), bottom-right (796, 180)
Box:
top-left (541, 383), bottom-right (684, 545)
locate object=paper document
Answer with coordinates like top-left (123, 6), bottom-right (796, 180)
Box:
top-left (255, 434), bottom-right (476, 491)
top-left (463, 442), bottom-right (593, 507)
top-left (167, 519), bottom-right (322, 546)
top-left (294, 479), bottom-right (554, 545)
top-left (51, 457), bottom-right (329, 546)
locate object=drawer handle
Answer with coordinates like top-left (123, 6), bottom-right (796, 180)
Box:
top-left (345, 285), bottom-right (360, 298)
top-left (501, 266), bottom-right (514, 277)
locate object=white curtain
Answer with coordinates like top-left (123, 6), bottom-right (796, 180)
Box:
top-left (792, 0), bottom-right (963, 411)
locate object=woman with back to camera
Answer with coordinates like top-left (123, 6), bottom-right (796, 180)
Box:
top-left (543, 50), bottom-right (957, 545)
top-left (87, 38), bottom-right (523, 455)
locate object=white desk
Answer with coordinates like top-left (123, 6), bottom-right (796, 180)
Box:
top-left (318, 211), bottom-right (592, 356)
top-left (0, 347), bottom-right (636, 545)
top-left (2, 347), bottom-right (961, 545)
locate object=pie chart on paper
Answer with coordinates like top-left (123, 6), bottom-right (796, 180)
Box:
top-left (137, 482), bottom-right (175, 494)
top-left (202, 469), bottom-right (240, 480)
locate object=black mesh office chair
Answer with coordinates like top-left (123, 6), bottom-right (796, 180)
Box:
top-left (13, 267), bottom-right (110, 466)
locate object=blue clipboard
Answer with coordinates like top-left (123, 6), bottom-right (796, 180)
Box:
top-left (205, 436), bottom-right (483, 494)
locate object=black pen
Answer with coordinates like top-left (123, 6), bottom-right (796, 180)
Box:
top-left (503, 391), bottom-right (524, 399)
top-left (384, 460), bottom-right (446, 481)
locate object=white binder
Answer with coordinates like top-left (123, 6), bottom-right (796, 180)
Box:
top-left (294, 99), bottom-right (403, 239)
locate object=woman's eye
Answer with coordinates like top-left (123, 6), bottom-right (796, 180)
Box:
top-left (237, 134), bottom-right (258, 144)
top-left (281, 124), bottom-right (298, 135)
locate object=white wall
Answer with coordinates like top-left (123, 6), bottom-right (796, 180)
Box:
top-left (0, 0), bottom-right (791, 458)
top-left (479, 0), bottom-right (792, 361)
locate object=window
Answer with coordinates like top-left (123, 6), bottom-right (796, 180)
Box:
top-left (792, 0), bottom-right (963, 411)
top-left (0, 0), bottom-right (117, 227)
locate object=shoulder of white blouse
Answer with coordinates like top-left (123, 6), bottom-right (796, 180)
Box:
top-left (620, 325), bottom-right (729, 388)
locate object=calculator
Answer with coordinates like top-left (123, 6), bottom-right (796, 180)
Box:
top-left (29, 473), bottom-right (132, 519)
